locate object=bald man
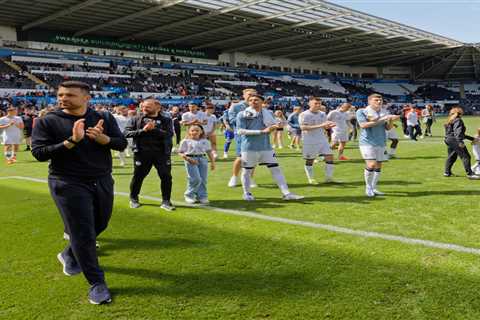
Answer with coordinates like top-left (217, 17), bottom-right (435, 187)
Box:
top-left (124, 99), bottom-right (175, 211)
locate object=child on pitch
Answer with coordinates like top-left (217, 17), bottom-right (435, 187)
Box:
top-left (356, 94), bottom-right (400, 197)
top-left (287, 106), bottom-right (302, 150)
top-left (272, 110), bottom-right (287, 149)
top-left (299, 97), bottom-right (337, 185)
top-left (204, 104), bottom-right (218, 159)
top-left (327, 102), bottom-right (352, 160)
top-left (471, 128), bottom-right (480, 175)
top-left (236, 94), bottom-right (304, 201)
top-left (178, 125), bottom-right (216, 205)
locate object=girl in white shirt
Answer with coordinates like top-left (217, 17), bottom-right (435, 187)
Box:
top-left (178, 125), bottom-right (216, 205)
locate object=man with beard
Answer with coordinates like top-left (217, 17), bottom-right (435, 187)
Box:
top-left (31, 81), bottom-right (127, 304)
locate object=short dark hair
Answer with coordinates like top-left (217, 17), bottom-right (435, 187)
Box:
top-left (59, 81), bottom-right (91, 93)
top-left (248, 93), bottom-right (264, 101)
top-left (308, 96), bottom-right (322, 103)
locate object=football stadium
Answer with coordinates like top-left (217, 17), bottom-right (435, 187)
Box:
top-left (1, 0), bottom-right (480, 318)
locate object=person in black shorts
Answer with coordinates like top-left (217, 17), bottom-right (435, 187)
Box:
top-left (21, 107), bottom-right (35, 151)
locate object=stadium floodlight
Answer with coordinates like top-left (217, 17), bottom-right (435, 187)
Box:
top-left (119, 0), bottom-right (271, 41)
top-left (74, 0), bottom-right (187, 37)
top-left (22, 0), bottom-right (104, 31)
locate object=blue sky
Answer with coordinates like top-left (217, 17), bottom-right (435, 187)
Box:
top-left (327, 0), bottom-right (479, 43)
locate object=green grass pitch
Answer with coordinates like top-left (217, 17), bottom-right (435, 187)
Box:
top-left (1, 117), bottom-right (480, 319)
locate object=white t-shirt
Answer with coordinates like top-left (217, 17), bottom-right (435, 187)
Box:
top-left (178, 138), bottom-right (211, 155)
top-left (327, 109), bottom-right (349, 133)
top-left (0, 116), bottom-right (23, 144)
top-left (204, 114), bottom-right (217, 134)
top-left (298, 110), bottom-right (328, 144)
top-left (181, 111), bottom-right (207, 125)
top-left (113, 114), bottom-right (128, 132)
top-left (406, 111), bottom-right (418, 126)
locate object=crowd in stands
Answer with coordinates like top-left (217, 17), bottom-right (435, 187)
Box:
top-left (1, 49), bottom-right (479, 115)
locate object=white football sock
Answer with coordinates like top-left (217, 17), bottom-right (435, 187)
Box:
top-left (269, 166), bottom-right (290, 195)
top-left (241, 168), bottom-right (253, 194)
top-left (372, 170), bottom-right (381, 189)
top-left (389, 148), bottom-right (397, 156)
top-left (304, 165), bottom-right (314, 180)
top-left (325, 163), bottom-right (334, 178)
top-left (364, 168), bottom-right (374, 188)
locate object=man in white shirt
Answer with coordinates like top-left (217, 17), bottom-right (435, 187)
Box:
top-left (327, 103), bottom-right (352, 160)
top-left (113, 106), bottom-right (129, 166)
top-left (406, 107), bottom-right (421, 141)
top-left (181, 104), bottom-right (207, 128)
top-left (0, 106), bottom-right (24, 164)
top-left (299, 97), bottom-right (337, 185)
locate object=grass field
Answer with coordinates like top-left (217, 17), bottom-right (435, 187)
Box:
top-left (1, 117), bottom-right (480, 319)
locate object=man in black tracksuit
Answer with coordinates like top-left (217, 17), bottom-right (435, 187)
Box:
top-left (124, 98), bottom-right (175, 211)
top-left (31, 81), bottom-right (127, 304)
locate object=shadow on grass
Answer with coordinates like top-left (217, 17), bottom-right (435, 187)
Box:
top-left (99, 237), bottom-right (208, 252)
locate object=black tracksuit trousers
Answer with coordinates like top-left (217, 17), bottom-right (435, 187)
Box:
top-left (48, 175), bottom-right (114, 285)
top-left (129, 152), bottom-right (172, 201)
top-left (444, 139), bottom-right (473, 175)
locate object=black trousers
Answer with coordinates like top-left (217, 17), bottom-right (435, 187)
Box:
top-left (444, 139), bottom-right (473, 175)
top-left (174, 123), bottom-right (181, 145)
top-left (424, 119), bottom-right (433, 136)
top-left (48, 175), bottom-right (114, 285)
top-left (130, 151), bottom-right (172, 201)
top-left (408, 124), bottom-right (422, 140)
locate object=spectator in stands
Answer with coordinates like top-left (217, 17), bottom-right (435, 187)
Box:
top-left (287, 106), bottom-right (302, 150)
top-left (421, 104), bottom-right (435, 138)
top-left (443, 107), bottom-right (479, 179)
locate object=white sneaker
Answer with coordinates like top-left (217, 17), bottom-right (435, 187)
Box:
top-left (283, 193), bottom-right (305, 201)
top-left (325, 177), bottom-right (334, 183)
top-left (212, 151), bottom-right (218, 159)
top-left (223, 153), bottom-right (228, 159)
top-left (278, 145), bottom-right (283, 149)
top-left (63, 232), bottom-right (70, 241)
top-left (373, 189), bottom-right (385, 195)
top-left (199, 198), bottom-right (210, 205)
top-left (308, 178), bottom-right (319, 185)
top-left (365, 187), bottom-right (375, 197)
top-left (184, 196), bottom-right (197, 204)
top-left (171, 147), bottom-right (177, 153)
top-left (467, 174), bottom-right (480, 180)
top-left (243, 192), bottom-right (255, 201)
top-left (272, 144), bottom-right (277, 149)
top-left (228, 176), bottom-right (238, 187)
top-left (250, 179), bottom-right (258, 188)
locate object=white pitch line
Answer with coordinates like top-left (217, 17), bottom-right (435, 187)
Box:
top-left (3, 175), bottom-right (480, 255)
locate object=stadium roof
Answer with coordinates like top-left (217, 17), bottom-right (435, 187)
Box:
top-left (0, 0), bottom-right (477, 80)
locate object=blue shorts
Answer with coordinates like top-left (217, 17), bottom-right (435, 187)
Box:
top-left (234, 134), bottom-right (242, 157)
top-left (224, 129), bottom-right (234, 142)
